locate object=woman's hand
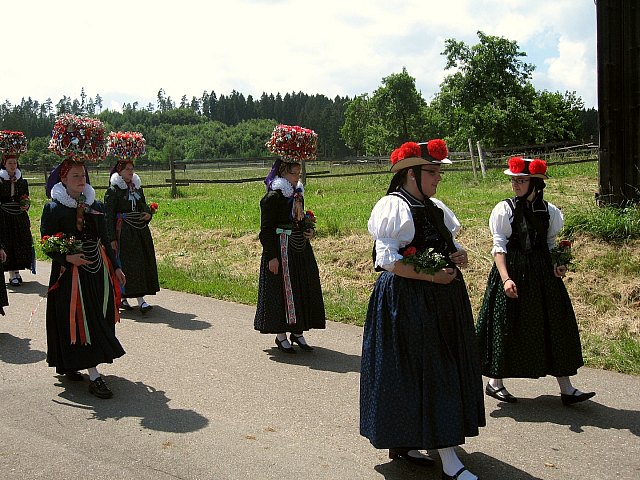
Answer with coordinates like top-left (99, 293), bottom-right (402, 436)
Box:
top-left (449, 249), bottom-right (468, 268)
top-left (66, 253), bottom-right (91, 266)
top-left (431, 267), bottom-right (457, 284)
top-left (142, 213), bottom-right (152, 221)
top-left (554, 265), bottom-right (567, 278)
top-left (503, 278), bottom-right (518, 298)
top-left (268, 258), bottom-right (279, 275)
top-left (303, 228), bottom-right (315, 239)
top-left (115, 268), bottom-right (126, 286)
top-left (111, 240), bottom-right (118, 252)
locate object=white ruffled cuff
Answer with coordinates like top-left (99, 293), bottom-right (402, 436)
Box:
top-left (374, 238), bottom-right (403, 270)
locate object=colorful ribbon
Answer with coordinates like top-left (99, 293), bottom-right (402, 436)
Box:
top-left (277, 228), bottom-right (297, 325)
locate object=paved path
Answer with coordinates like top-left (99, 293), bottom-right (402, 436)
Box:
top-left (0, 261), bottom-right (638, 479)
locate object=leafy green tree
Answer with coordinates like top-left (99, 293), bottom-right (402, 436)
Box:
top-left (341, 94), bottom-right (370, 155)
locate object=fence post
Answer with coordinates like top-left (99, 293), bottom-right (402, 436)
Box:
top-left (476, 141), bottom-right (487, 178)
top-left (467, 138), bottom-right (477, 180)
top-left (170, 157), bottom-right (178, 198)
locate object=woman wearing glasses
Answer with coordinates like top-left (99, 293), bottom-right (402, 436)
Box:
top-left (360, 140), bottom-right (484, 480)
top-left (476, 157), bottom-right (594, 406)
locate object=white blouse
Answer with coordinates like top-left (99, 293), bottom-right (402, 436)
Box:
top-left (369, 194), bottom-right (463, 271)
top-left (488, 199), bottom-right (564, 255)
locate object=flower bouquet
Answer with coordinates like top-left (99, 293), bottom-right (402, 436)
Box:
top-left (550, 239), bottom-right (573, 267)
top-left (401, 246), bottom-right (449, 274)
top-left (20, 194), bottom-right (30, 208)
top-left (149, 202), bottom-right (159, 214)
top-left (302, 209), bottom-right (316, 231)
top-left (41, 233), bottom-right (83, 256)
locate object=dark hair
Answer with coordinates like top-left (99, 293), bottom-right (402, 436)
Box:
top-left (277, 161), bottom-right (301, 177)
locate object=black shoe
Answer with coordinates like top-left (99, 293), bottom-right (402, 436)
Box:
top-left (89, 377), bottom-right (113, 399)
top-left (485, 383), bottom-right (518, 403)
top-left (120, 299), bottom-right (134, 311)
top-left (9, 278), bottom-right (20, 287)
top-left (561, 389), bottom-right (596, 406)
top-left (389, 448), bottom-right (435, 467)
top-left (16, 274), bottom-right (23, 284)
top-left (56, 369), bottom-right (84, 381)
top-left (140, 302), bottom-right (153, 313)
top-left (289, 333), bottom-right (314, 351)
top-left (275, 337), bottom-right (296, 353)
top-left (442, 467), bottom-right (477, 479)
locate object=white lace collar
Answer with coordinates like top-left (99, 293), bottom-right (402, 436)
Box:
top-left (110, 172), bottom-right (141, 190)
top-left (270, 176), bottom-right (304, 198)
top-left (51, 182), bottom-right (96, 208)
top-left (0, 168), bottom-right (22, 181)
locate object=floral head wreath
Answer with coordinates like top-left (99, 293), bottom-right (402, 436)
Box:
top-left (266, 124), bottom-right (318, 163)
top-left (107, 131), bottom-right (146, 160)
top-left (390, 139), bottom-right (451, 172)
top-left (48, 114), bottom-right (107, 162)
top-left (504, 157), bottom-right (549, 179)
top-left (0, 130), bottom-right (28, 161)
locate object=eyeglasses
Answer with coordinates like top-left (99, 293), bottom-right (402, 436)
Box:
top-left (420, 168), bottom-right (442, 175)
top-left (510, 177), bottom-right (530, 184)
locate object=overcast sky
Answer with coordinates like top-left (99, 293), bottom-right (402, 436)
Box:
top-left (2, 0), bottom-right (598, 112)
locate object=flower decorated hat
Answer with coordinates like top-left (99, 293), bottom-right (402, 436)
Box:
top-left (48, 114), bottom-right (107, 163)
top-left (504, 157), bottom-right (549, 179)
top-left (0, 130), bottom-right (28, 160)
top-left (266, 124), bottom-right (318, 163)
top-left (390, 139), bottom-right (451, 173)
top-left (107, 131), bottom-right (146, 161)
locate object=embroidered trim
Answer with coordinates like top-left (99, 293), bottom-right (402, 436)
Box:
top-left (270, 176), bottom-right (304, 198)
top-left (0, 168), bottom-right (22, 181)
top-left (51, 183), bottom-right (96, 208)
top-left (110, 172), bottom-right (141, 189)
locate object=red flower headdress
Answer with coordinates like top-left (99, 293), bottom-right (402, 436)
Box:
top-left (0, 130), bottom-right (27, 156)
top-left (390, 139), bottom-right (451, 172)
top-left (48, 114), bottom-right (106, 162)
top-left (266, 124), bottom-right (318, 163)
top-left (107, 131), bottom-right (146, 160)
top-left (505, 156), bottom-right (548, 179)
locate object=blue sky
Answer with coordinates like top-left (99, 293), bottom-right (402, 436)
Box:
top-left (2, 0), bottom-right (597, 111)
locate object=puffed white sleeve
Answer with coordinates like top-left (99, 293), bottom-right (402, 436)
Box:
top-left (431, 197), bottom-right (463, 250)
top-left (368, 196), bottom-right (415, 271)
top-left (547, 202), bottom-right (565, 249)
top-left (489, 201), bottom-right (513, 255)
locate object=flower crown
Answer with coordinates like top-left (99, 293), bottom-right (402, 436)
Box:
top-left (48, 114), bottom-right (107, 162)
top-left (0, 130), bottom-right (27, 156)
top-left (266, 124), bottom-right (318, 162)
top-left (107, 131), bottom-right (146, 160)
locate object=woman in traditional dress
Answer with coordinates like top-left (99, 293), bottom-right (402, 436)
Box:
top-left (360, 140), bottom-right (484, 480)
top-left (254, 124), bottom-right (325, 352)
top-left (104, 132), bottom-right (159, 313)
top-left (42, 114), bottom-right (125, 399)
top-left (0, 131), bottom-right (35, 286)
top-left (476, 157), bottom-right (595, 406)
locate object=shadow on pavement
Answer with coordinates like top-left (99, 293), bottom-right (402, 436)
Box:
top-left (5, 279), bottom-right (46, 295)
top-left (0, 333), bottom-right (46, 364)
top-left (118, 305), bottom-right (212, 331)
top-left (52, 375), bottom-right (209, 433)
top-left (264, 345), bottom-right (361, 373)
top-left (490, 395), bottom-right (640, 436)
top-left (375, 449), bottom-right (542, 480)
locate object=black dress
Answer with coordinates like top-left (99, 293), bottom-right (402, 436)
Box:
top-left (476, 197), bottom-right (584, 378)
top-left (104, 175), bottom-right (159, 299)
top-left (41, 188), bottom-right (125, 371)
top-left (0, 239), bottom-right (8, 314)
top-left (360, 188), bottom-right (485, 450)
top-left (0, 172), bottom-right (34, 273)
top-left (253, 182), bottom-right (325, 334)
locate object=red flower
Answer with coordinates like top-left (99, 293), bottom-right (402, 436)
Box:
top-left (390, 148), bottom-right (400, 165)
top-left (397, 142), bottom-right (421, 161)
top-left (529, 159), bottom-right (547, 176)
top-left (508, 156), bottom-right (526, 174)
top-left (427, 139), bottom-right (448, 160)
top-left (149, 202), bottom-right (159, 213)
top-left (41, 235), bottom-right (50, 243)
top-left (54, 232), bottom-right (64, 239)
top-left (403, 246), bottom-right (417, 257)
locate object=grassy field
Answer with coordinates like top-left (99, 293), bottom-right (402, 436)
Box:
top-left (25, 160), bottom-right (640, 374)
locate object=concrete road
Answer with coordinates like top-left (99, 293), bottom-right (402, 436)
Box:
top-left (1, 261), bottom-right (638, 479)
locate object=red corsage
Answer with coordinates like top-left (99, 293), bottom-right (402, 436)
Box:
top-left (508, 156), bottom-right (526, 174)
top-left (427, 139), bottom-right (448, 160)
top-left (403, 246), bottom-right (417, 257)
top-left (397, 142), bottom-right (421, 161)
top-left (529, 159), bottom-right (547, 176)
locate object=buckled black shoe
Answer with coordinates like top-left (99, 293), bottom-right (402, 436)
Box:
top-left (442, 467), bottom-right (477, 479)
top-left (275, 337), bottom-right (296, 353)
top-left (89, 377), bottom-right (113, 399)
top-left (561, 389), bottom-right (596, 406)
top-left (389, 448), bottom-right (435, 467)
top-left (9, 278), bottom-right (20, 287)
top-left (120, 299), bottom-right (134, 310)
top-left (485, 383), bottom-right (518, 403)
top-left (290, 333), bottom-right (314, 351)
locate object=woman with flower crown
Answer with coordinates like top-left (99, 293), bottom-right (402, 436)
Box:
top-left (360, 140), bottom-right (484, 480)
top-left (104, 132), bottom-right (159, 313)
top-left (41, 114), bottom-right (126, 399)
top-left (0, 131), bottom-right (35, 287)
top-left (254, 125), bottom-right (325, 352)
top-left (476, 157), bottom-right (594, 407)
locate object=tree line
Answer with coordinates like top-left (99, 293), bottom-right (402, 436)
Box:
top-left (1, 32), bottom-right (598, 167)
